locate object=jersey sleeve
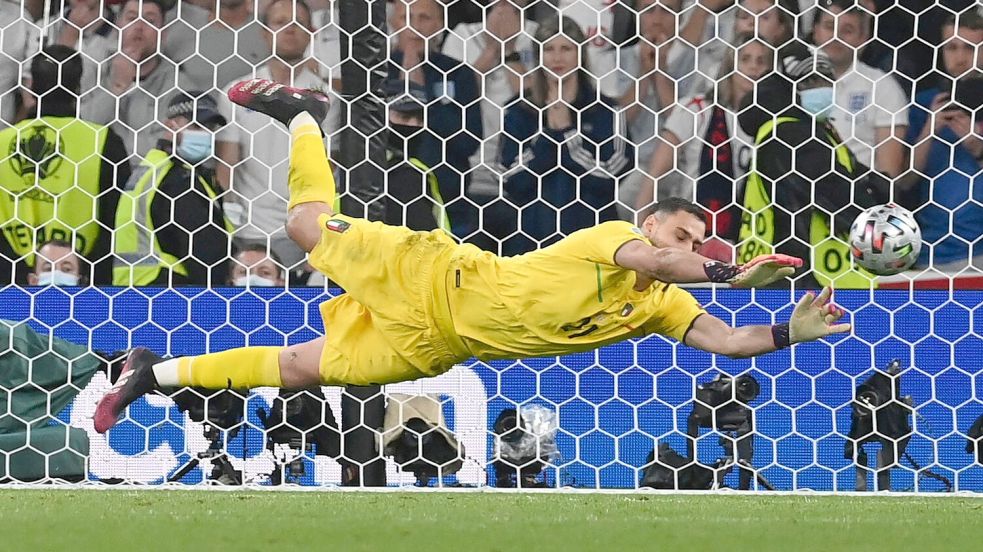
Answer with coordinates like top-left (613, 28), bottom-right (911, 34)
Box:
top-left (649, 284), bottom-right (706, 342)
top-left (575, 221), bottom-right (648, 266)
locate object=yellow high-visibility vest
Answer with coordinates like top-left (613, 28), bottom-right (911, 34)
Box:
top-left (737, 116), bottom-right (874, 288)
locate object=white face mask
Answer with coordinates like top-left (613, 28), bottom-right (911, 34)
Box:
top-left (233, 274), bottom-right (277, 287)
top-left (36, 270), bottom-right (79, 286)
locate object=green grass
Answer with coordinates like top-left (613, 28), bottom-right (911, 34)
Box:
top-left (1, 490), bottom-right (981, 551)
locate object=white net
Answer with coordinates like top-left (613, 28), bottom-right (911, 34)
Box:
top-left (0, 0), bottom-right (980, 491)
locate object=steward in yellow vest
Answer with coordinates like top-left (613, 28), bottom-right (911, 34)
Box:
top-left (0, 46), bottom-right (130, 285)
top-left (735, 46), bottom-right (887, 288)
top-left (113, 92), bottom-right (232, 286)
top-left (382, 79), bottom-right (450, 233)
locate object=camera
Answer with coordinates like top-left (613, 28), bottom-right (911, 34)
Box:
top-left (168, 387), bottom-right (247, 484)
top-left (257, 387), bottom-right (341, 485)
top-left (493, 405), bottom-right (558, 488)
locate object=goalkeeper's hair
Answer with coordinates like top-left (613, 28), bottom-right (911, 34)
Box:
top-left (645, 198), bottom-right (707, 223)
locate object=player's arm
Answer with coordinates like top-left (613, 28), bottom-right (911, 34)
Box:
top-left (683, 288), bottom-right (851, 358)
top-left (613, 240), bottom-right (803, 287)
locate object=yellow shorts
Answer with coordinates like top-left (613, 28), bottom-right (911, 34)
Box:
top-left (307, 214), bottom-right (470, 386)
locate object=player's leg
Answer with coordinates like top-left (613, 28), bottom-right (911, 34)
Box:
top-left (227, 79), bottom-right (335, 252)
top-left (92, 339), bottom-right (325, 434)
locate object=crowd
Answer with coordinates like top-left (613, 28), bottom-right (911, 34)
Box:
top-left (0, 0), bottom-right (979, 288)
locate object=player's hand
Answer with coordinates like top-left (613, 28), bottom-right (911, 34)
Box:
top-left (729, 254), bottom-right (802, 287)
top-left (789, 287), bottom-right (852, 343)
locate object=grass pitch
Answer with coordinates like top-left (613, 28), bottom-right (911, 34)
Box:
top-left (1, 490), bottom-right (980, 551)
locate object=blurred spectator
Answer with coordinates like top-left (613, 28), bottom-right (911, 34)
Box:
top-left (382, 79), bottom-right (448, 232)
top-left (113, 92), bottom-right (231, 286)
top-left (616, 0), bottom-right (686, 217)
top-left (215, 0), bottom-right (327, 271)
top-left (905, 77), bottom-right (983, 272)
top-left (83, 0), bottom-right (199, 159)
top-left (309, 0), bottom-right (342, 95)
top-left (0, 45), bottom-right (128, 286)
top-left (229, 244), bottom-right (286, 287)
top-left (497, 16), bottom-right (631, 255)
top-left (736, 45), bottom-right (886, 288)
top-left (811, 0), bottom-right (909, 179)
top-left (441, 0), bottom-right (538, 200)
top-left (664, 0), bottom-right (797, 97)
top-left (0, 1), bottom-right (39, 125)
top-left (28, 240), bottom-right (84, 286)
top-left (903, 10), bottom-right (983, 201)
top-left (43, 0), bottom-right (117, 105)
top-left (389, 0), bottom-right (482, 239)
top-left (165, 0), bottom-right (272, 90)
top-left (635, 37), bottom-right (773, 246)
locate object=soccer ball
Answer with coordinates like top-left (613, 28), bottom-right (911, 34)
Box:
top-left (848, 204), bottom-right (922, 276)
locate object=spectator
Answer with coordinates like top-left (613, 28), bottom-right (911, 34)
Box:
top-left (905, 10), bottom-right (983, 198)
top-left (441, 0), bottom-right (538, 201)
top-left (0, 45), bottom-right (128, 286)
top-left (811, 0), bottom-right (909, 179)
top-left (0, 1), bottom-right (39, 125)
top-left (635, 37), bottom-right (773, 247)
top-left (736, 45), bottom-right (886, 288)
top-left (214, 0), bottom-right (327, 271)
top-left (389, 0), bottom-right (482, 240)
top-left (666, 0), bottom-right (797, 97)
top-left (83, 0), bottom-right (199, 159)
top-left (113, 92), bottom-right (231, 287)
top-left (497, 16), bottom-right (631, 255)
top-left (905, 77), bottom-right (983, 273)
top-left (309, 0), bottom-right (342, 95)
top-left (616, 0), bottom-right (687, 217)
top-left (43, 0), bottom-right (117, 106)
top-left (382, 79), bottom-right (448, 232)
top-left (229, 244), bottom-right (286, 287)
top-left (27, 240), bottom-right (84, 286)
top-left (165, 0), bottom-right (272, 90)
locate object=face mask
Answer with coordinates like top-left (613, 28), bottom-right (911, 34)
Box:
top-left (177, 130), bottom-right (214, 163)
top-left (233, 274), bottom-right (277, 287)
top-left (799, 87), bottom-right (835, 121)
top-left (36, 270), bottom-right (79, 286)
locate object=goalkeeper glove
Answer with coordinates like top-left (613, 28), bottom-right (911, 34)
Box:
top-left (782, 286), bottom-right (852, 345)
top-left (705, 254), bottom-right (803, 287)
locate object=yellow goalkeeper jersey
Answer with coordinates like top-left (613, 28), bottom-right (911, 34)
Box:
top-left (446, 221), bottom-right (706, 360)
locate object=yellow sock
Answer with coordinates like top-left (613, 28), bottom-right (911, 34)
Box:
top-left (287, 112), bottom-right (336, 210)
top-left (152, 346), bottom-right (284, 389)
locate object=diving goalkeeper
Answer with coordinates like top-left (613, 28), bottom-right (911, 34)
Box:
top-left (93, 79), bottom-right (851, 434)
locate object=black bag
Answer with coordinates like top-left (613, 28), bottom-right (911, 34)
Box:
top-left (388, 418), bottom-right (461, 479)
top-left (640, 443), bottom-right (715, 490)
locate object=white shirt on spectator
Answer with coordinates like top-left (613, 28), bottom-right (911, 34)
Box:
top-left (441, 19), bottom-right (538, 197)
top-left (828, 61), bottom-right (909, 170)
top-left (0, 2), bottom-right (39, 126)
top-left (215, 65), bottom-right (336, 254)
top-left (164, 8), bottom-right (271, 91)
top-left (311, 7), bottom-right (341, 81)
top-left (658, 94), bottom-right (755, 201)
top-left (554, 0), bottom-right (624, 98)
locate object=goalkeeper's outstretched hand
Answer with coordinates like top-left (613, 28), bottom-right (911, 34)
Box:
top-left (789, 287), bottom-right (852, 343)
top-left (729, 254), bottom-right (803, 288)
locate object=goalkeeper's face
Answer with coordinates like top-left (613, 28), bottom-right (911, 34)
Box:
top-left (643, 211), bottom-right (706, 253)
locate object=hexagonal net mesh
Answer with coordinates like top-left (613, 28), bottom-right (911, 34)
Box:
top-left (0, 0), bottom-right (979, 491)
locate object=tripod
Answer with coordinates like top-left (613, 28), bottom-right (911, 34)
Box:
top-left (168, 423), bottom-right (242, 485)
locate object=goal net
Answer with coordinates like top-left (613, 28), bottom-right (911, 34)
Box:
top-left (0, 0), bottom-right (980, 491)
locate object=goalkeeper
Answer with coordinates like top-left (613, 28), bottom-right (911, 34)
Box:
top-left (94, 80), bottom-right (851, 433)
